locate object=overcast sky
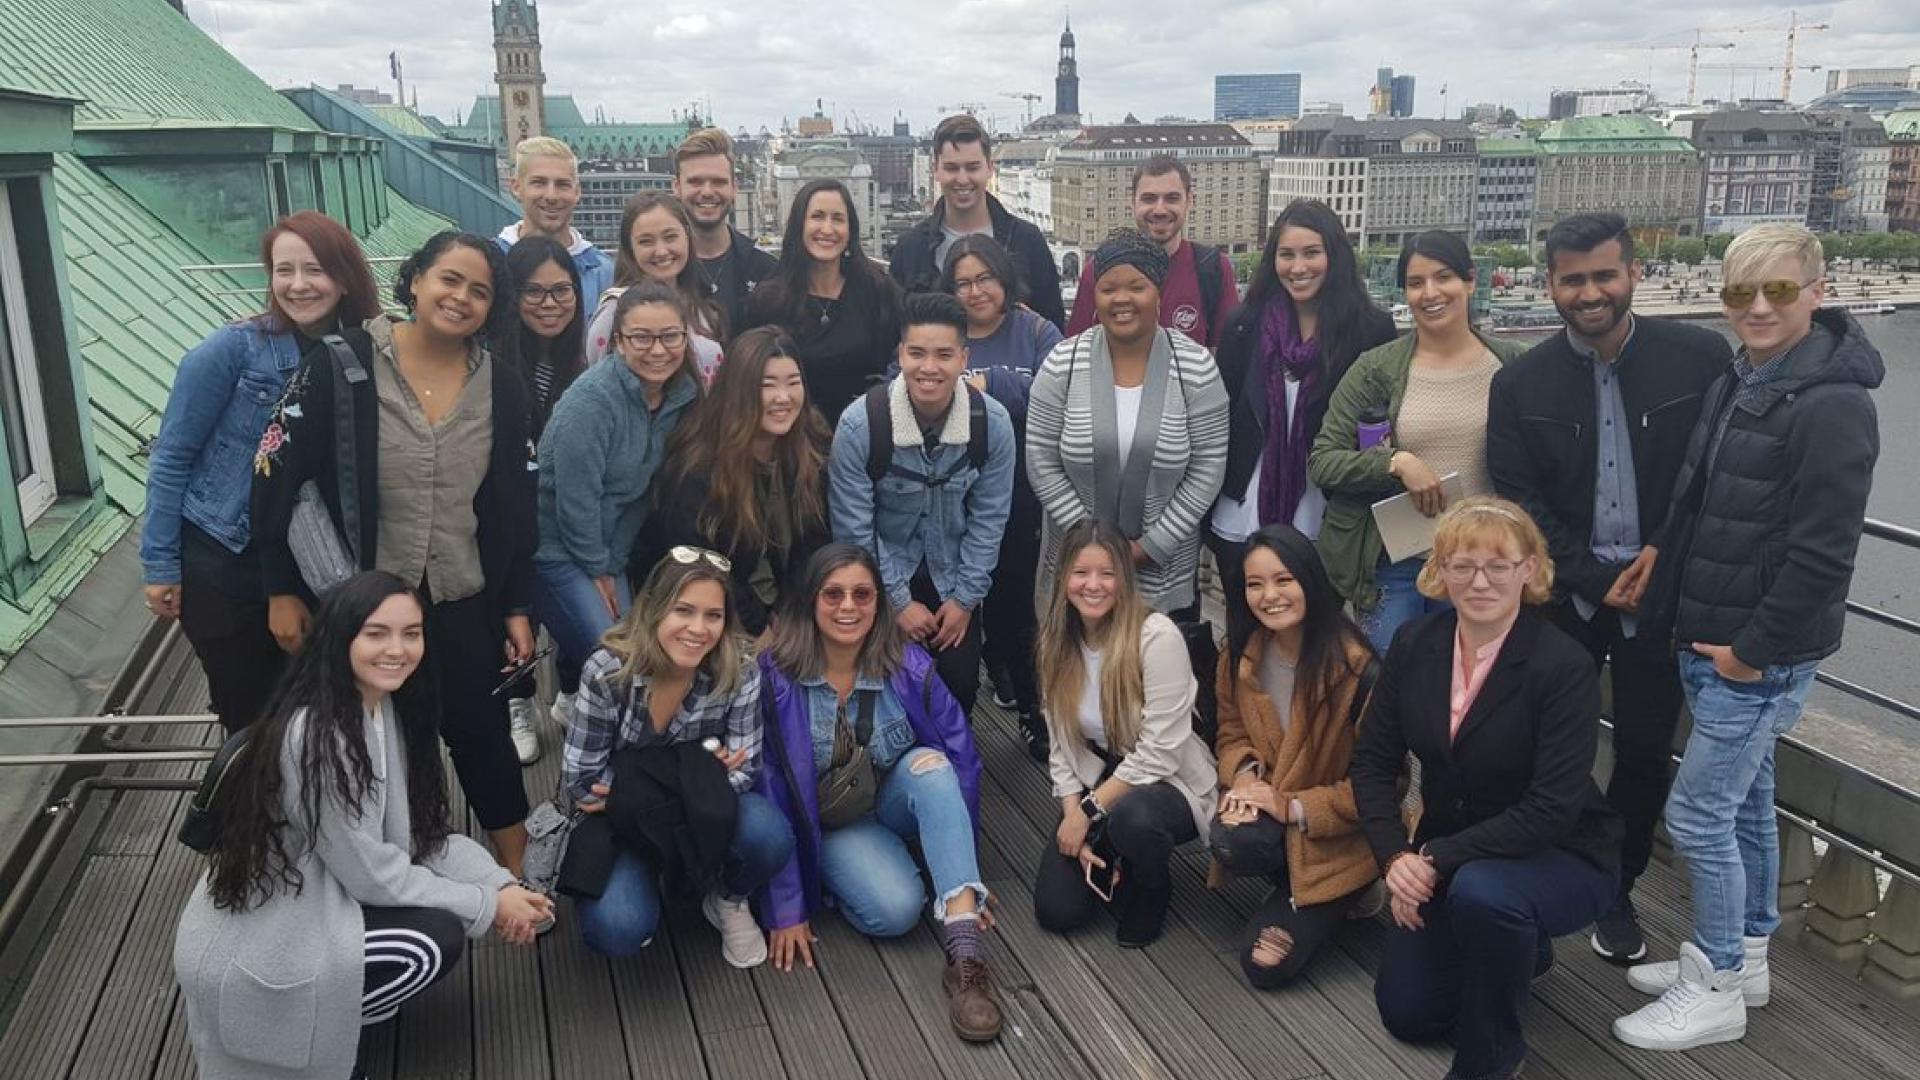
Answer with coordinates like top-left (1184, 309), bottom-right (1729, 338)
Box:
top-left (191, 1), bottom-right (1917, 135)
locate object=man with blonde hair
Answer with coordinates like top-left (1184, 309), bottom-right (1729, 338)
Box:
top-left (674, 127), bottom-right (775, 333)
top-left (1614, 223), bottom-right (1882, 1051)
top-left (495, 136), bottom-right (614, 309)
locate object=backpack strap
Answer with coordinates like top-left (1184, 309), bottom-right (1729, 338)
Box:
top-left (864, 383), bottom-right (894, 485)
top-left (1192, 243), bottom-right (1223, 341)
top-left (321, 334), bottom-right (366, 566)
top-left (867, 383), bottom-right (991, 488)
top-left (965, 385), bottom-right (989, 473)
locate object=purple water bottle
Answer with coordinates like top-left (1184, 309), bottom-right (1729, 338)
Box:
top-left (1356, 403), bottom-right (1391, 450)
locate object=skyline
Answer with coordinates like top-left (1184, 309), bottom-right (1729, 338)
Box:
top-left (190, 1), bottom-right (1916, 136)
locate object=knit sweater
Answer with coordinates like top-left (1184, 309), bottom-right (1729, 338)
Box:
top-left (1394, 351), bottom-right (1502, 498)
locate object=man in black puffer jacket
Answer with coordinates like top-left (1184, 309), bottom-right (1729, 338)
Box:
top-left (1615, 224), bottom-right (1881, 1054)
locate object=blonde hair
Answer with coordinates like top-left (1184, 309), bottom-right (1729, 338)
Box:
top-left (676, 128), bottom-right (736, 173)
top-left (1037, 520), bottom-right (1150, 756)
top-left (1416, 496), bottom-right (1555, 605)
top-left (513, 136), bottom-right (578, 178)
top-left (598, 558), bottom-right (743, 705)
top-left (1722, 223), bottom-right (1823, 288)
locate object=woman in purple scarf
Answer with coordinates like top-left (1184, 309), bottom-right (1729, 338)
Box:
top-left (1207, 200), bottom-right (1397, 645)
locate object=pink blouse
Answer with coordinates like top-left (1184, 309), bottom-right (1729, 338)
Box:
top-left (1449, 624), bottom-right (1512, 740)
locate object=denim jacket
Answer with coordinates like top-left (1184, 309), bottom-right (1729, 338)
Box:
top-left (826, 378), bottom-right (1015, 612)
top-left (140, 319), bottom-right (302, 583)
top-left (800, 675), bottom-right (913, 774)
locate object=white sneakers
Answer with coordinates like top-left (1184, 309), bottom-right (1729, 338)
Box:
top-left (508, 698), bottom-right (542, 765)
top-left (703, 891), bottom-right (768, 969)
top-left (1626, 935), bottom-right (1771, 1006)
top-left (1613, 941), bottom-right (1750, 1051)
top-left (550, 690), bottom-right (576, 731)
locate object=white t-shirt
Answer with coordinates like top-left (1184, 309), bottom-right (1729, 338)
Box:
top-left (1209, 375), bottom-right (1327, 542)
top-left (1114, 384), bottom-right (1145, 474)
top-left (1077, 644), bottom-right (1108, 748)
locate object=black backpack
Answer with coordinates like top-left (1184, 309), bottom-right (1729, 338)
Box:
top-left (862, 383), bottom-right (991, 486)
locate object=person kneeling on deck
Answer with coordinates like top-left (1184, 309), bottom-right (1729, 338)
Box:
top-left (754, 544), bottom-right (1004, 1043)
top-left (1350, 499), bottom-right (1620, 1080)
top-left (1209, 525), bottom-right (1383, 988)
top-left (560, 549), bottom-right (794, 969)
top-left (174, 571), bottom-right (552, 1080)
top-left (1033, 519), bottom-right (1219, 948)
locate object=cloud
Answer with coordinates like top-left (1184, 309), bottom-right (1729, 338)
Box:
top-left (191, 0), bottom-right (1919, 134)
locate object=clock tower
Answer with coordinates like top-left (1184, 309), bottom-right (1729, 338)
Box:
top-left (492, 0), bottom-right (547, 153)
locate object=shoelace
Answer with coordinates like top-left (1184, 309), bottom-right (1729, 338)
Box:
top-left (1651, 977), bottom-right (1706, 1021)
top-left (955, 958), bottom-right (991, 991)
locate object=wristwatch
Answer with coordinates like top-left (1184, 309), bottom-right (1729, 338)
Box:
top-left (1078, 791), bottom-right (1108, 825)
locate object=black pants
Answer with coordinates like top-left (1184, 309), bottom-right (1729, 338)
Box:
top-left (1546, 601), bottom-right (1683, 888)
top-left (177, 527), bottom-right (286, 735)
top-left (422, 592), bottom-right (530, 830)
top-left (361, 905), bottom-right (466, 1025)
top-left (1208, 814), bottom-right (1364, 988)
top-left (910, 567), bottom-right (983, 719)
top-left (980, 496), bottom-right (1041, 716)
top-left (1204, 530), bottom-right (1256, 656)
top-left (1033, 782), bottom-right (1196, 934)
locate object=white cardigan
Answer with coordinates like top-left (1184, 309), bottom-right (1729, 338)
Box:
top-left (1048, 612), bottom-right (1220, 837)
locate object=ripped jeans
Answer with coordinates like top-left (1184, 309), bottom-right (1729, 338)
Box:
top-left (1209, 814), bottom-right (1369, 989)
top-left (818, 747), bottom-right (989, 938)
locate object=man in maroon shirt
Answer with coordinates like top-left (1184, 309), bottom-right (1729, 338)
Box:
top-left (1066, 155), bottom-right (1240, 349)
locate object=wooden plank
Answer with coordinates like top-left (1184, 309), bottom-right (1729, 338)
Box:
top-left (0, 856), bottom-right (148, 1079)
top-left (747, 919), bottom-right (866, 1078)
top-left (536, 899), bottom-right (629, 1079)
top-left (150, 994), bottom-right (194, 1080)
top-left (867, 923), bottom-right (1080, 1080)
top-left (393, 940), bottom-right (475, 1080)
top-left (700, 1024), bottom-right (784, 1080)
top-left (356, 1016), bottom-right (397, 1080)
top-left (607, 924), bottom-right (705, 1080)
top-left (470, 936), bottom-right (552, 1080)
top-left (667, 904), bottom-right (767, 1037)
top-left (988, 898), bottom-right (1174, 1079)
top-left (810, 915), bottom-right (945, 1078)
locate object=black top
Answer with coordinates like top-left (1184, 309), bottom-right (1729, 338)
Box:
top-left (744, 269), bottom-right (903, 425)
top-left (1349, 609), bottom-right (1620, 878)
top-left (887, 192), bottom-right (1067, 332)
top-left (697, 227), bottom-right (779, 341)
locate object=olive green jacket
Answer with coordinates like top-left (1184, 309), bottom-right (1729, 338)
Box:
top-left (1307, 329), bottom-right (1529, 612)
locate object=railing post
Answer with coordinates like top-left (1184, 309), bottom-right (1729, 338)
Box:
top-left (1776, 817), bottom-right (1817, 934)
top-left (1802, 844), bottom-right (1879, 970)
top-left (1864, 878), bottom-right (1920, 999)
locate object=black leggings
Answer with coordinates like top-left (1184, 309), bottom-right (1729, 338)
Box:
top-left (911, 567), bottom-right (984, 719)
top-left (177, 529), bottom-right (286, 735)
top-left (1209, 814), bottom-right (1365, 988)
top-left (981, 494), bottom-right (1042, 715)
top-left (422, 593), bottom-right (530, 830)
top-left (361, 906), bottom-right (466, 1025)
top-left (1033, 782), bottom-right (1196, 933)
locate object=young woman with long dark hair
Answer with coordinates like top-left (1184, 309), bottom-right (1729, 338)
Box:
top-left (1032, 519), bottom-right (1217, 947)
top-left (503, 235), bottom-right (587, 443)
top-left (742, 179), bottom-right (903, 422)
top-left (251, 230), bottom-right (539, 875)
top-left (1208, 200), bottom-right (1397, 644)
top-left (583, 192), bottom-right (726, 376)
top-left (636, 326), bottom-right (833, 639)
top-left (173, 571), bottom-right (550, 1080)
top-left (1208, 524), bottom-right (1380, 988)
top-left (142, 211), bottom-right (382, 734)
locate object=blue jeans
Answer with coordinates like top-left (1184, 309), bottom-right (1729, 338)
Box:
top-left (534, 560), bottom-right (629, 677)
top-left (1360, 554), bottom-right (1450, 654)
top-left (819, 747), bottom-right (988, 937)
top-left (1665, 651), bottom-right (1819, 971)
top-left (575, 791), bottom-right (794, 957)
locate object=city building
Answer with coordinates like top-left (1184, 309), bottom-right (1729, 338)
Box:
top-left (1531, 115), bottom-right (1703, 242)
top-left (850, 131), bottom-right (919, 203)
top-left (335, 84), bottom-right (393, 106)
top-left (1271, 115), bottom-right (1474, 249)
top-left (766, 139), bottom-right (880, 256)
top-left (1301, 101), bottom-right (1345, 117)
top-left (1391, 76), bottom-right (1416, 119)
top-left (1229, 117), bottom-right (1297, 152)
top-left (1473, 137), bottom-right (1538, 244)
top-left (445, 94), bottom-right (685, 168)
top-left (1826, 67), bottom-right (1920, 93)
top-left (574, 160), bottom-right (672, 250)
top-left (993, 139), bottom-right (1058, 237)
top-left (1885, 111), bottom-right (1920, 233)
top-left (1051, 122), bottom-right (1263, 252)
top-left (1548, 84), bottom-right (1655, 120)
top-left (1807, 112), bottom-right (1890, 233)
top-left (1678, 110), bottom-right (1816, 234)
top-left (1055, 17), bottom-right (1080, 120)
top-left (491, 0), bottom-right (547, 154)
top-left (1214, 74), bottom-right (1302, 121)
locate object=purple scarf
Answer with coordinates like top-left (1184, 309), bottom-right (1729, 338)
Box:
top-left (1256, 298), bottom-right (1322, 525)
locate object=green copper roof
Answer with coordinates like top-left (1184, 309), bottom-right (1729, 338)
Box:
top-left (447, 95), bottom-right (686, 156)
top-left (1478, 137), bottom-right (1537, 157)
top-left (0, 0), bottom-right (317, 129)
top-left (370, 104), bottom-right (441, 140)
top-left (1886, 111), bottom-right (1920, 141)
top-left (1535, 115), bottom-right (1696, 155)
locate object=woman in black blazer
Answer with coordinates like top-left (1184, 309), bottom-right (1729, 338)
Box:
top-left (1349, 496), bottom-right (1619, 1080)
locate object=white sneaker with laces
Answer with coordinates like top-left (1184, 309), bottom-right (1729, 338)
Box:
top-left (508, 698), bottom-right (541, 765)
top-left (549, 690), bottom-right (575, 731)
top-left (704, 891), bottom-right (769, 969)
top-left (1627, 935), bottom-right (1770, 1006)
top-left (1613, 941), bottom-right (1747, 1051)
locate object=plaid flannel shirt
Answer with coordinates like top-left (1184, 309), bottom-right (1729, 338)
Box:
top-left (562, 647), bottom-right (763, 803)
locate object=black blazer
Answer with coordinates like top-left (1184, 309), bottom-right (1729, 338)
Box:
top-left (1349, 608), bottom-right (1619, 878)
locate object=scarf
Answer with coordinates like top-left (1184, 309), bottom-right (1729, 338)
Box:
top-left (1256, 298), bottom-right (1322, 525)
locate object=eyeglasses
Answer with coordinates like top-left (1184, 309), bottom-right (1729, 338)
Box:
top-left (818, 584), bottom-right (878, 608)
top-left (1719, 279), bottom-right (1818, 309)
top-left (668, 545), bottom-right (731, 572)
top-left (620, 328), bottom-right (688, 352)
top-left (1440, 559), bottom-right (1522, 586)
top-left (520, 283), bottom-right (576, 307)
top-left (952, 271), bottom-right (998, 295)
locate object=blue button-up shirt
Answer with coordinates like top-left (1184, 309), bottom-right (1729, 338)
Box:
top-left (1568, 318), bottom-right (1642, 636)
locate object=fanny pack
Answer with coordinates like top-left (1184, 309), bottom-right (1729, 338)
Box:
top-left (816, 689), bottom-right (879, 830)
top-left (177, 725), bottom-right (255, 852)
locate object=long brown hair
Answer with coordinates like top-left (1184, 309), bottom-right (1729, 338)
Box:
top-left (612, 191), bottom-right (724, 339)
top-left (598, 556), bottom-right (744, 701)
top-left (258, 211), bottom-right (383, 333)
top-left (1036, 519), bottom-right (1151, 755)
top-left (657, 326), bottom-right (829, 552)
top-left (766, 544), bottom-right (906, 682)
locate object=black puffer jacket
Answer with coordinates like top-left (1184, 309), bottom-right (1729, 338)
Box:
top-left (1651, 308), bottom-right (1882, 669)
top-left (888, 193), bottom-right (1066, 331)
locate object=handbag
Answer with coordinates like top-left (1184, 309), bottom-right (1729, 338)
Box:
top-left (815, 689), bottom-right (879, 830)
top-left (177, 725), bottom-right (255, 852)
top-left (287, 334), bottom-right (367, 595)
top-left (289, 481), bottom-right (355, 593)
top-left (521, 796), bottom-right (583, 897)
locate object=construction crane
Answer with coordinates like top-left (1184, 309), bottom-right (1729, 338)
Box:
top-left (937, 102), bottom-right (991, 118)
top-left (1779, 10), bottom-right (1828, 100)
top-left (1636, 33), bottom-right (1737, 103)
top-left (1001, 91), bottom-right (1043, 127)
top-left (1698, 62), bottom-right (1822, 101)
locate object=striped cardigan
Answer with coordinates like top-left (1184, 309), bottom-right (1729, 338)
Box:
top-left (1025, 326), bottom-right (1230, 612)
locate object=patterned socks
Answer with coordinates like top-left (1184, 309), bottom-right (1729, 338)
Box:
top-left (942, 913), bottom-right (984, 965)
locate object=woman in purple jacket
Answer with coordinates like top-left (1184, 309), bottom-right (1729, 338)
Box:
top-left (754, 543), bottom-right (1003, 1043)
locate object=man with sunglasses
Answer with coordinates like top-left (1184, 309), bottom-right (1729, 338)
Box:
top-left (1613, 223), bottom-right (1882, 1053)
top-left (1487, 213), bottom-right (1730, 966)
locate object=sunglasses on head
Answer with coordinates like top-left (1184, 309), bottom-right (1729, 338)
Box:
top-left (668, 545), bottom-right (731, 572)
top-left (1719, 278), bottom-right (1818, 309)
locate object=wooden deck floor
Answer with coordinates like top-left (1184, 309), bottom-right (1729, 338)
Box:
top-left (3, 638), bottom-right (1919, 1080)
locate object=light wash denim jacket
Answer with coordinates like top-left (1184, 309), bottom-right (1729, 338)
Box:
top-left (140, 318), bottom-right (303, 583)
top-left (827, 378), bottom-right (1015, 612)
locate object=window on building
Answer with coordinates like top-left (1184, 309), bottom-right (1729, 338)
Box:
top-left (310, 157), bottom-right (327, 213)
top-left (0, 191), bottom-right (55, 525)
top-left (267, 159), bottom-right (291, 219)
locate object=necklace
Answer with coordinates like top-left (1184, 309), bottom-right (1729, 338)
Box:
top-left (812, 294), bottom-right (836, 328)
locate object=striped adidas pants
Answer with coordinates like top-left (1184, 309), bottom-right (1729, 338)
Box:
top-left (361, 906), bottom-right (467, 1025)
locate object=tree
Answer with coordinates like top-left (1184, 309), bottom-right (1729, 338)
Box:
top-left (1704, 234), bottom-right (1733, 259)
top-left (1667, 238), bottom-right (1707, 266)
top-left (1499, 107), bottom-right (1520, 126)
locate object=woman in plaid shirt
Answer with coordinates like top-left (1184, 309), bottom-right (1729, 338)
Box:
top-left (560, 548), bottom-right (795, 969)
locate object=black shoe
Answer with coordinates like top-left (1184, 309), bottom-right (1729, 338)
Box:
top-left (1532, 934), bottom-right (1555, 982)
top-left (1443, 1060), bottom-right (1523, 1080)
top-left (1589, 891), bottom-right (1647, 965)
top-left (1018, 712), bottom-right (1050, 763)
top-left (1114, 878), bottom-right (1170, 948)
top-left (986, 661), bottom-right (1018, 709)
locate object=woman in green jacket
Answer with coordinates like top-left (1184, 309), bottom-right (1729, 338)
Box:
top-left (1308, 232), bottom-right (1527, 652)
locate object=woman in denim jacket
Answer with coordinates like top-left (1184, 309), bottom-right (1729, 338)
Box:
top-left (139, 211), bottom-right (381, 733)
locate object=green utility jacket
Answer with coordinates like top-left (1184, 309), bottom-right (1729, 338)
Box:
top-left (1307, 329), bottom-right (1529, 612)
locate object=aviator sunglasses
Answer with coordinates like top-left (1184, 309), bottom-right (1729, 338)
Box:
top-left (1719, 278), bottom-right (1819, 310)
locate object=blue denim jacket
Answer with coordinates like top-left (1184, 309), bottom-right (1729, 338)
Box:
top-left (826, 379), bottom-right (1016, 612)
top-left (140, 319), bottom-right (302, 583)
top-left (802, 676), bottom-right (914, 774)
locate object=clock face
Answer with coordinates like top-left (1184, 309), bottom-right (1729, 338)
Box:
top-left (514, 90), bottom-right (529, 107)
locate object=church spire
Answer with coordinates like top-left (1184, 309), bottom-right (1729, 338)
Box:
top-left (1055, 12), bottom-right (1079, 118)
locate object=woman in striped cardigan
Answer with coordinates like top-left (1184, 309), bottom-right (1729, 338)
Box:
top-left (1026, 229), bottom-right (1230, 616)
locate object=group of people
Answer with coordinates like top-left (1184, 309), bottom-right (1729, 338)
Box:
top-left (146, 112), bottom-right (1881, 1080)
